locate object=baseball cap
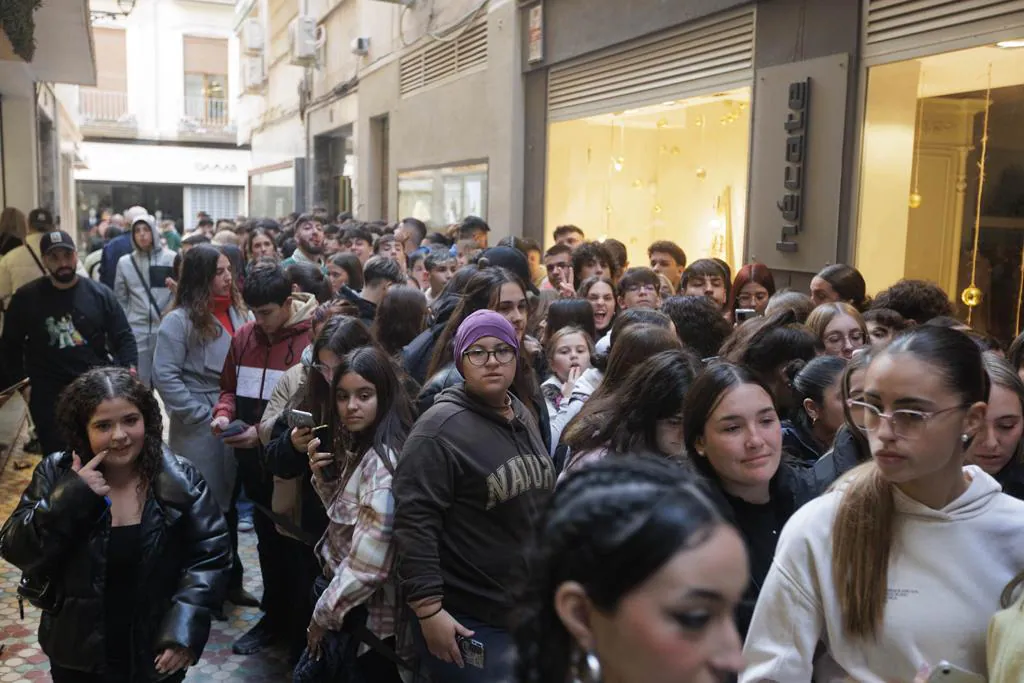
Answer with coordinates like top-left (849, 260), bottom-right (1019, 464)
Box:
top-left (28, 208), bottom-right (54, 230)
top-left (39, 230), bottom-right (76, 254)
top-left (482, 246), bottom-right (539, 295)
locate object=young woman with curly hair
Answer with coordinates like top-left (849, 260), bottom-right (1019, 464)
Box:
top-left (0, 367), bottom-right (231, 683)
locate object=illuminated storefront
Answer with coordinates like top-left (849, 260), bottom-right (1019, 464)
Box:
top-left (855, 2), bottom-right (1024, 342)
top-left (539, 8), bottom-right (754, 272)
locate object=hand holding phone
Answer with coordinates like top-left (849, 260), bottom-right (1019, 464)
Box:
top-left (287, 408), bottom-right (315, 428)
top-left (218, 420), bottom-right (249, 439)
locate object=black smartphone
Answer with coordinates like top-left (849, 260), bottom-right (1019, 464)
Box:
top-left (313, 425), bottom-right (338, 481)
top-left (456, 635), bottom-right (486, 669)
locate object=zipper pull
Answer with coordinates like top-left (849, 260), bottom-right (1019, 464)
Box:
top-left (18, 595), bottom-right (24, 621)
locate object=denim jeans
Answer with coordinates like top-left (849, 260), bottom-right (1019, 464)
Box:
top-left (413, 611), bottom-right (514, 683)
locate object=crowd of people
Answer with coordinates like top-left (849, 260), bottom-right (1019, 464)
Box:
top-left (0, 204), bottom-right (1023, 682)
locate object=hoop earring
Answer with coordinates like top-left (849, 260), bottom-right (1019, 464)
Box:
top-left (573, 650), bottom-right (601, 683)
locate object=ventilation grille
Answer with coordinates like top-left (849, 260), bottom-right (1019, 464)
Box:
top-left (866, 0), bottom-right (1024, 49)
top-left (548, 9), bottom-right (754, 121)
top-left (400, 20), bottom-right (488, 97)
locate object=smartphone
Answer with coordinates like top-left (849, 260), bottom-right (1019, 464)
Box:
top-left (219, 420), bottom-right (249, 439)
top-left (287, 408), bottom-right (316, 428)
top-left (456, 635), bottom-right (486, 669)
top-left (312, 425), bottom-right (339, 481)
top-left (927, 661), bottom-right (985, 683)
top-left (735, 308), bottom-right (759, 324)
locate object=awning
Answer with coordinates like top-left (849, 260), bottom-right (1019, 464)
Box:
top-left (0, 0), bottom-right (95, 97)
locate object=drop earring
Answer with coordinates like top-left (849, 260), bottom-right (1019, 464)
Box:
top-left (573, 650), bottom-right (601, 683)
top-left (961, 433), bottom-right (970, 445)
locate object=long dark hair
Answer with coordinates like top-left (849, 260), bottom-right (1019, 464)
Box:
top-left (300, 316), bottom-right (376, 425)
top-left (56, 367), bottom-right (164, 492)
top-left (329, 346), bottom-right (415, 477)
top-left (564, 349), bottom-right (700, 456)
top-left (173, 244), bottom-right (243, 340)
top-left (683, 363), bottom-right (779, 484)
top-left (427, 265), bottom-right (539, 418)
top-left (372, 286), bottom-right (427, 356)
top-left (545, 299), bottom-right (596, 343)
top-left (513, 456), bottom-right (725, 683)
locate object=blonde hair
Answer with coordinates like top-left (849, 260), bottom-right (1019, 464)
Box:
top-left (544, 325), bottom-right (595, 366)
top-left (806, 302), bottom-right (867, 342)
top-left (830, 462), bottom-right (897, 638)
top-left (0, 207), bottom-right (28, 240)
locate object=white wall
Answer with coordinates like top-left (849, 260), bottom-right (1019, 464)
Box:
top-left (90, 0), bottom-right (239, 139)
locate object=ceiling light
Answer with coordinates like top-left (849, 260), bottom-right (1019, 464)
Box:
top-left (996, 39), bottom-right (1024, 48)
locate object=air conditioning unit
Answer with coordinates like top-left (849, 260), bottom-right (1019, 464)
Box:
top-left (289, 15), bottom-right (318, 65)
top-left (242, 55), bottom-right (264, 93)
top-left (242, 18), bottom-right (264, 54)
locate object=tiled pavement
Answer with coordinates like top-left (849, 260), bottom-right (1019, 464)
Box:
top-left (0, 413), bottom-right (294, 682)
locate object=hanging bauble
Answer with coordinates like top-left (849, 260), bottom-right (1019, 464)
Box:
top-left (961, 285), bottom-right (983, 308)
top-left (653, 205), bottom-right (663, 214)
top-left (908, 193), bottom-right (922, 209)
top-left (695, 167), bottom-right (707, 180)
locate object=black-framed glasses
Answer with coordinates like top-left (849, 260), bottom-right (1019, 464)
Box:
top-left (847, 400), bottom-right (966, 439)
top-left (546, 262), bottom-right (572, 272)
top-left (462, 346), bottom-right (516, 367)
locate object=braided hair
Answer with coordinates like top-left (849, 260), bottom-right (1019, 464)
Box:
top-left (512, 456), bottom-right (725, 683)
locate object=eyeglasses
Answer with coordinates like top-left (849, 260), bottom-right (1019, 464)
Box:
top-left (847, 400), bottom-right (966, 439)
top-left (625, 284), bottom-right (659, 294)
top-left (546, 262), bottom-right (572, 272)
top-left (824, 331), bottom-right (865, 346)
top-left (738, 292), bottom-right (769, 305)
top-left (462, 346), bottom-right (517, 367)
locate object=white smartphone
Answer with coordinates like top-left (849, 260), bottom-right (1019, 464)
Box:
top-left (926, 661), bottom-right (985, 683)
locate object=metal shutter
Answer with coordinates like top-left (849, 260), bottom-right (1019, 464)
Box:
top-left (864, 0), bottom-right (1024, 60)
top-left (399, 19), bottom-right (488, 97)
top-left (547, 8), bottom-right (755, 122)
top-left (184, 185), bottom-right (243, 226)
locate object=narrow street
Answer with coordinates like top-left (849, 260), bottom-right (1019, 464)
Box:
top-left (0, 411), bottom-right (293, 682)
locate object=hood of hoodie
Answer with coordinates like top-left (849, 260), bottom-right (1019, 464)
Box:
top-left (435, 383), bottom-right (534, 430)
top-left (893, 465), bottom-right (1003, 521)
top-left (130, 215), bottom-right (162, 256)
top-left (286, 291), bottom-right (318, 328)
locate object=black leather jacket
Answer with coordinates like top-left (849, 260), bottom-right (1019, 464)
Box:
top-left (0, 448), bottom-right (231, 680)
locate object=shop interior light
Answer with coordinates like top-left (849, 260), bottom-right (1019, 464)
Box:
top-left (996, 39), bottom-right (1024, 48)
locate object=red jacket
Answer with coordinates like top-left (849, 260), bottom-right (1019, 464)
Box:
top-left (214, 293), bottom-right (316, 426)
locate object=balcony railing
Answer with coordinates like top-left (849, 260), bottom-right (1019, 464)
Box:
top-left (79, 89), bottom-right (135, 126)
top-left (180, 96), bottom-right (232, 133)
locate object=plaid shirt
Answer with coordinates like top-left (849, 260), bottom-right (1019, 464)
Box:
top-left (312, 448), bottom-right (398, 641)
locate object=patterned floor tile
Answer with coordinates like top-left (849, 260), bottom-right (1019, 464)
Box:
top-left (0, 426), bottom-right (294, 682)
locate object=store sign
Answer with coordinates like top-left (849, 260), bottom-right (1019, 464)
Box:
top-left (746, 54), bottom-right (848, 272)
top-left (196, 162), bottom-right (239, 173)
top-left (777, 79), bottom-right (810, 253)
top-left (527, 4), bottom-right (544, 64)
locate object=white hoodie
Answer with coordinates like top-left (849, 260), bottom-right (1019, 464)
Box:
top-left (547, 366), bottom-right (603, 456)
top-left (741, 466), bottom-right (1024, 683)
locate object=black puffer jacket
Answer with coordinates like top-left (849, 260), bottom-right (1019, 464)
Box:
top-left (0, 448), bottom-right (231, 681)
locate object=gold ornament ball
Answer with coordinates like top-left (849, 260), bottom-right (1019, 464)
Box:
top-left (908, 192), bottom-right (923, 209)
top-left (695, 167), bottom-right (708, 180)
top-left (961, 286), bottom-right (983, 308)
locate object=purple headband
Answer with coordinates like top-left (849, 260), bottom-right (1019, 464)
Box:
top-left (453, 310), bottom-right (519, 373)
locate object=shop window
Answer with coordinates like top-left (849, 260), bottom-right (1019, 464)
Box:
top-left (250, 165), bottom-right (296, 219)
top-left (856, 43), bottom-right (1024, 343)
top-left (398, 163), bottom-right (488, 228)
top-left (544, 87), bottom-right (751, 273)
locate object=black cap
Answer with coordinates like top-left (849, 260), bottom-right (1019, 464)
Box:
top-left (28, 208), bottom-right (54, 230)
top-left (482, 246), bottom-right (538, 294)
top-left (39, 230), bottom-right (76, 254)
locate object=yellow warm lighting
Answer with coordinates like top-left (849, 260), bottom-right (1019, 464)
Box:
top-left (996, 39), bottom-right (1024, 49)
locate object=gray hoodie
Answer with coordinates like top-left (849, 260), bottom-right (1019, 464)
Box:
top-left (113, 215), bottom-right (177, 334)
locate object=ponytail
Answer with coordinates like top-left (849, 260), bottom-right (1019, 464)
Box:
top-left (831, 462), bottom-right (897, 639)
